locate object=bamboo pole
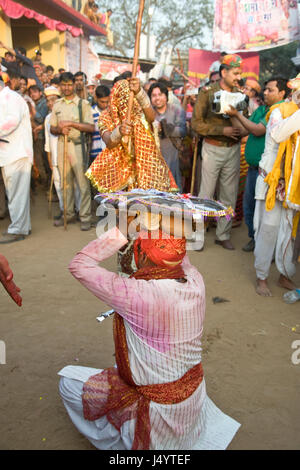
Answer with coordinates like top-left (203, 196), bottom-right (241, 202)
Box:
top-left (48, 171), bottom-right (54, 219)
top-left (176, 48), bottom-right (184, 75)
top-left (63, 134), bottom-right (68, 231)
top-left (124, 0), bottom-right (145, 140)
top-left (79, 25), bottom-right (83, 72)
top-left (174, 67), bottom-right (198, 88)
top-left (190, 138), bottom-right (198, 195)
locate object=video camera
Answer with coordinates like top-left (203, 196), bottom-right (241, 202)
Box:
top-left (212, 90), bottom-right (249, 116)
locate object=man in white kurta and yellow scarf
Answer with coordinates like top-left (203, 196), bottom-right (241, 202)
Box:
top-left (254, 74), bottom-right (300, 296)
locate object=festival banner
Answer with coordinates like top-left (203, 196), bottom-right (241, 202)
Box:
top-left (98, 59), bottom-right (134, 81)
top-left (213, 0), bottom-right (300, 52)
top-left (188, 49), bottom-right (260, 86)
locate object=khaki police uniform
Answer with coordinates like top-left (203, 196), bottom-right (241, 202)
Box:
top-left (191, 82), bottom-right (243, 241)
top-left (50, 95), bottom-right (94, 223)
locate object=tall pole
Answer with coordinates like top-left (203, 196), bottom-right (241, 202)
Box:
top-left (63, 135), bottom-right (68, 231)
top-left (124, 0), bottom-right (145, 144)
top-left (146, 0), bottom-right (150, 61)
top-left (79, 25), bottom-right (83, 72)
top-left (146, 0), bottom-right (154, 81)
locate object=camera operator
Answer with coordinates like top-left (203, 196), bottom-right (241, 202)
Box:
top-left (191, 54), bottom-right (246, 250)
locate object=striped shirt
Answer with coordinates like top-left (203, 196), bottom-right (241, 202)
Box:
top-left (90, 104), bottom-right (106, 162)
top-left (64, 227), bottom-right (240, 449)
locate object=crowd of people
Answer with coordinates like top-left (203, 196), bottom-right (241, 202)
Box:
top-left (0, 45), bottom-right (299, 290)
top-left (81, 0), bottom-right (114, 47)
top-left (0, 45), bottom-right (300, 451)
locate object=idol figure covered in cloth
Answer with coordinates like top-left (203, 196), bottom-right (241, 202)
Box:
top-left (86, 78), bottom-right (178, 193)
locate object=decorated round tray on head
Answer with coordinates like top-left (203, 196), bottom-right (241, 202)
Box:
top-left (94, 189), bottom-right (234, 220)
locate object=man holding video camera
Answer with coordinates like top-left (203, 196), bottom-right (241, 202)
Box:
top-left (192, 54), bottom-right (246, 250)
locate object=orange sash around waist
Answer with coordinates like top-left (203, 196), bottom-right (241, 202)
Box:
top-left (82, 263), bottom-right (204, 450)
top-left (82, 312), bottom-right (204, 450)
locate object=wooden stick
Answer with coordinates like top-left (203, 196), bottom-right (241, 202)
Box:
top-left (174, 67), bottom-right (198, 87)
top-left (63, 134), bottom-right (68, 231)
top-left (79, 24), bottom-right (83, 72)
top-left (190, 138), bottom-right (198, 195)
top-left (124, 0), bottom-right (145, 142)
top-left (176, 48), bottom-right (184, 74)
top-left (48, 171), bottom-right (54, 219)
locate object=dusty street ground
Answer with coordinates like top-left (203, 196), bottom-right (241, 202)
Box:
top-left (0, 190), bottom-right (299, 450)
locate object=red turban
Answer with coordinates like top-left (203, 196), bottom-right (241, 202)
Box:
top-left (221, 54), bottom-right (243, 69)
top-left (134, 230), bottom-right (186, 268)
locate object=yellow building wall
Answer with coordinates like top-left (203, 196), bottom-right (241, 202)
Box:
top-left (38, 28), bottom-right (67, 72)
top-left (0, 11), bottom-right (12, 47)
top-left (0, 9), bottom-right (67, 73)
top-left (0, 7), bottom-right (88, 74)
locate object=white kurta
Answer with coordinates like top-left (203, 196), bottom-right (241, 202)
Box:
top-left (44, 113), bottom-right (81, 213)
top-left (254, 106), bottom-right (298, 280)
top-left (58, 228), bottom-right (240, 450)
top-left (0, 86), bottom-right (32, 235)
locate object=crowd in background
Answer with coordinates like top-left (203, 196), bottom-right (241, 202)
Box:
top-left (0, 44), bottom-right (199, 227)
top-left (0, 44), bottom-right (299, 300)
top-left (0, 45), bottom-right (294, 215)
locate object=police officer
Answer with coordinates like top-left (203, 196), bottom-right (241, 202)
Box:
top-left (50, 72), bottom-right (94, 231)
top-left (191, 54), bottom-right (245, 250)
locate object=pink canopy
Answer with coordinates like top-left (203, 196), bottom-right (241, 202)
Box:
top-left (0, 0), bottom-right (83, 37)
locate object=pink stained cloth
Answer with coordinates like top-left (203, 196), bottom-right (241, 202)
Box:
top-left (68, 227), bottom-right (208, 449)
top-left (0, 0), bottom-right (83, 37)
top-left (63, 227), bottom-right (242, 450)
top-left (68, 227), bottom-right (206, 356)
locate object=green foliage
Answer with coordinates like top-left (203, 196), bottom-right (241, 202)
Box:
top-left (259, 41), bottom-right (298, 84)
top-left (94, 0), bottom-right (214, 57)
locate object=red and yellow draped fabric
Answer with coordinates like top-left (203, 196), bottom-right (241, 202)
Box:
top-left (86, 80), bottom-right (178, 193)
top-left (235, 138), bottom-right (249, 223)
top-left (265, 101), bottom-right (300, 237)
top-left (188, 49), bottom-right (259, 86)
top-left (265, 101), bottom-right (300, 215)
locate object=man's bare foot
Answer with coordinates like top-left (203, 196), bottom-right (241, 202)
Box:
top-left (277, 274), bottom-right (296, 290)
top-left (256, 279), bottom-right (272, 297)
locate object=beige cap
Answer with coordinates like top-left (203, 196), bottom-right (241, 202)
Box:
top-left (44, 86), bottom-right (61, 97)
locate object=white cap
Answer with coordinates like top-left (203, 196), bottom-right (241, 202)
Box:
top-left (44, 86), bottom-right (61, 97)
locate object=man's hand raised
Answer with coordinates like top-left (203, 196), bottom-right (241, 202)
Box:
top-left (0, 254), bottom-right (22, 306)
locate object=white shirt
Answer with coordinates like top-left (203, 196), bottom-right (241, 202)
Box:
top-left (44, 113), bottom-right (58, 166)
top-left (255, 107), bottom-right (283, 200)
top-left (168, 91), bottom-right (181, 107)
top-left (255, 106), bottom-right (300, 201)
top-left (271, 108), bottom-right (300, 143)
top-left (0, 86), bottom-right (33, 166)
top-left (209, 60), bottom-right (221, 72)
